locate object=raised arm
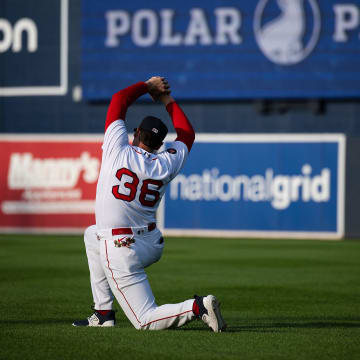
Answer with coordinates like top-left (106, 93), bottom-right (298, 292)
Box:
top-left (105, 82), bottom-right (148, 132)
top-left (159, 94), bottom-right (195, 152)
top-left (105, 77), bottom-right (170, 132)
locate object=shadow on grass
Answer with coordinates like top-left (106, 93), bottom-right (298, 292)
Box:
top-left (177, 318), bottom-right (360, 333)
top-left (225, 321), bottom-right (360, 333)
top-left (0, 319), bottom-right (77, 326)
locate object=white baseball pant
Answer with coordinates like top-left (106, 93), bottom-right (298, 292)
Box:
top-left (84, 225), bottom-right (195, 330)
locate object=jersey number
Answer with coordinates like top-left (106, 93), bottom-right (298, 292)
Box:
top-left (112, 168), bottom-right (163, 207)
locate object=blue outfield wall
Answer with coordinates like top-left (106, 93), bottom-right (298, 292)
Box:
top-left (1, 0), bottom-right (360, 237)
top-left (82, 0), bottom-right (360, 100)
top-left (160, 134), bottom-right (346, 239)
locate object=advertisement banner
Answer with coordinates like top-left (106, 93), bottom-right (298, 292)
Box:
top-left (82, 0), bottom-right (360, 100)
top-left (0, 134), bottom-right (346, 239)
top-left (160, 134), bottom-right (346, 239)
top-left (0, 135), bottom-right (102, 232)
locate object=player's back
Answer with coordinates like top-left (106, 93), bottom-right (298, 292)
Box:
top-left (95, 120), bottom-right (188, 230)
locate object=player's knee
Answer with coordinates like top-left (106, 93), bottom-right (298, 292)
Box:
top-left (134, 315), bottom-right (151, 331)
top-left (138, 314), bottom-right (158, 331)
top-left (138, 322), bottom-right (160, 331)
top-left (128, 319), bottom-right (142, 330)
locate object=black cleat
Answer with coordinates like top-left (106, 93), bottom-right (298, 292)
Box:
top-left (72, 310), bottom-right (115, 327)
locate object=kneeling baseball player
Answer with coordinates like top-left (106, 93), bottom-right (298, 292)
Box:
top-left (73, 77), bottom-right (226, 332)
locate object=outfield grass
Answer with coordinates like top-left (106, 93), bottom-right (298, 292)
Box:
top-left (0, 234), bottom-right (359, 360)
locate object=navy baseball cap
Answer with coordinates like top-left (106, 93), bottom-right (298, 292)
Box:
top-left (138, 116), bottom-right (168, 142)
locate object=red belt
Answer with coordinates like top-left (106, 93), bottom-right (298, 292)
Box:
top-left (111, 223), bottom-right (156, 236)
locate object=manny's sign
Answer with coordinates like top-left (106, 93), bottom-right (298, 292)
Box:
top-left (0, 134), bottom-right (102, 233)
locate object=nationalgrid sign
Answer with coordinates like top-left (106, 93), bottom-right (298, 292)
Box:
top-left (159, 134), bottom-right (346, 239)
top-left (82, 0), bottom-right (360, 100)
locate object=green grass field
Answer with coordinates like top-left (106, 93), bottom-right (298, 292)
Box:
top-left (0, 234), bottom-right (359, 360)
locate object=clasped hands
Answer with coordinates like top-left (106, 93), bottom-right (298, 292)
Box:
top-left (146, 76), bottom-right (171, 102)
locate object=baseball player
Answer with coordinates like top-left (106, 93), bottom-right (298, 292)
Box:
top-left (73, 77), bottom-right (226, 332)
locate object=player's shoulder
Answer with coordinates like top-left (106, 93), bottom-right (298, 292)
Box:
top-left (102, 119), bottom-right (129, 151)
top-left (156, 141), bottom-right (188, 173)
top-left (160, 140), bottom-right (188, 157)
top-left (105, 119), bottom-right (126, 135)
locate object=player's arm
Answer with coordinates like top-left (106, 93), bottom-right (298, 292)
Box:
top-left (105, 82), bottom-right (147, 132)
top-left (159, 94), bottom-right (195, 152)
top-left (104, 77), bottom-right (169, 132)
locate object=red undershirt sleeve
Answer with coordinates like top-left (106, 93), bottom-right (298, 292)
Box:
top-left (105, 82), bottom-right (148, 132)
top-left (166, 102), bottom-right (195, 152)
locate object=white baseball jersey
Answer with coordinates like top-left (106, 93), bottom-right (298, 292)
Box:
top-left (95, 119), bottom-right (188, 229)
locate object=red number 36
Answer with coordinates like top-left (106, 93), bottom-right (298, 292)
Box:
top-left (112, 168), bottom-right (163, 207)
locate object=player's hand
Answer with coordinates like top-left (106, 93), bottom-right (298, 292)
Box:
top-left (146, 76), bottom-right (171, 101)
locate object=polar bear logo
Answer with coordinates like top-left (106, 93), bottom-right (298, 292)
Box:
top-left (254, 0), bottom-right (321, 65)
